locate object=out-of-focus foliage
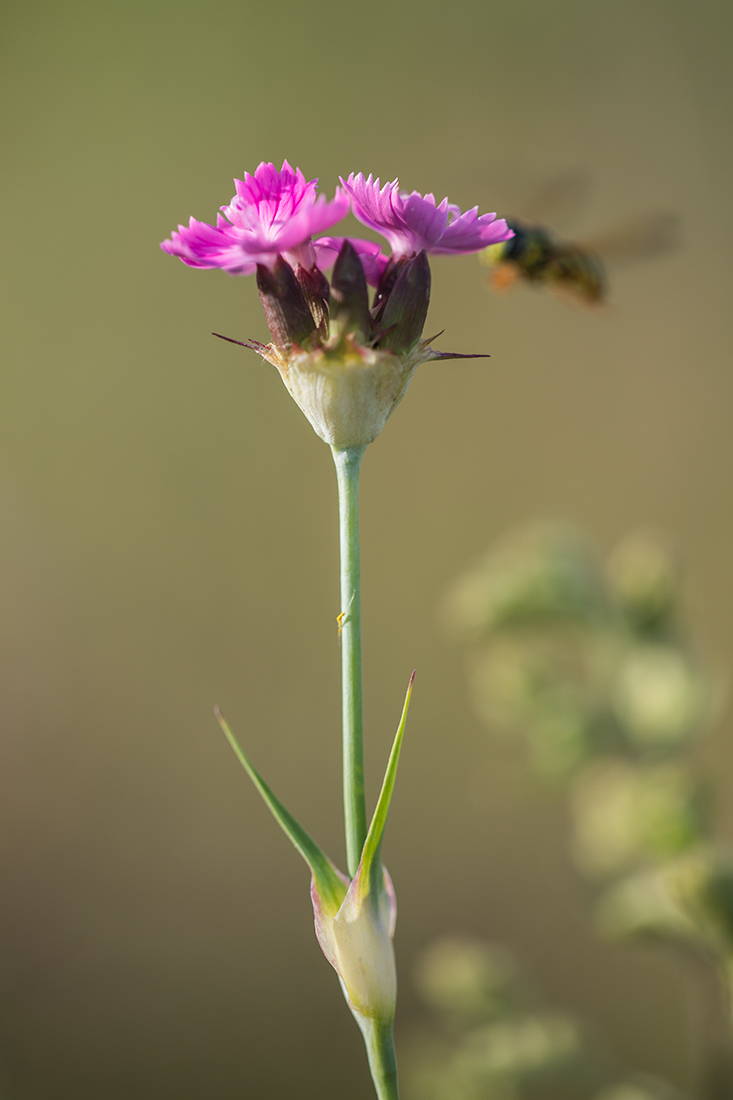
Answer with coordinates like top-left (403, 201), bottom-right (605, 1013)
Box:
top-left (570, 761), bottom-right (705, 877)
top-left (595, 848), bottom-right (733, 955)
top-left (443, 526), bottom-right (733, 951)
top-left (444, 525), bottom-right (712, 776)
top-left (441, 525), bottom-right (733, 1097)
top-left (414, 938), bottom-right (525, 1031)
top-left (405, 938), bottom-right (688, 1100)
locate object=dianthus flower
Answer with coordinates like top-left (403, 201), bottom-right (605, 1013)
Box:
top-left (161, 160), bottom-right (349, 274)
top-left (161, 160), bottom-right (505, 449)
top-left (340, 173), bottom-right (513, 258)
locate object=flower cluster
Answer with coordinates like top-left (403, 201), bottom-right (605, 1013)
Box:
top-left (161, 161), bottom-right (512, 449)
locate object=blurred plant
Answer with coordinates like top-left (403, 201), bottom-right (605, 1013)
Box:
top-left (405, 936), bottom-right (689, 1100)
top-left (161, 160), bottom-right (513, 1100)
top-left (444, 524), bottom-right (732, 1097)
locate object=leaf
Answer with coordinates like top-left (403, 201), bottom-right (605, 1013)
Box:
top-left (215, 707), bottom-right (348, 912)
top-left (356, 673), bottom-right (415, 902)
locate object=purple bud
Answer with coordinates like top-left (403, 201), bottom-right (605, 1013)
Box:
top-left (296, 263), bottom-right (331, 334)
top-left (256, 256), bottom-right (317, 350)
top-left (330, 240), bottom-right (371, 343)
top-left (371, 255), bottom-right (408, 323)
top-left (376, 250), bottom-right (431, 354)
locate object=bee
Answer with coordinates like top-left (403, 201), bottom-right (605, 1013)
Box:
top-left (482, 219), bottom-right (607, 305)
top-left (480, 173), bottom-right (679, 308)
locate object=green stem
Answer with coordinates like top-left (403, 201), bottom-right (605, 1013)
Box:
top-left (333, 445), bottom-right (401, 1100)
top-left (332, 444), bottom-right (368, 878)
top-left (356, 1017), bottom-right (399, 1100)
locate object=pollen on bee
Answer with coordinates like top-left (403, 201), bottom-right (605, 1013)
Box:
top-left (490, 264), bottom-right (522, 292)
top-left (479, 241), bottom-right (509, 268)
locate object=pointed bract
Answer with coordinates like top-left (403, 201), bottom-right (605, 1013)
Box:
top-left (256, 257), bottom-right (318, 351)
top-left (296, 263), bottom-right (331, 334)
top-left (358, 672), bottom-right (414, 894)
top-left (371, 255), bottom-right (409, 322)
top-left (314, 237), bottom-right (389, 288)
top-left (216, 673), bottom-right (414, 1027)
top-left (377, 251), bottom-right (431, 354)
top-left (215, 708), bottom-right (349, 913)
top-left (312, 674), bottom-right (413, 1023)
top-left (330, 241), bottom-right (371, 344)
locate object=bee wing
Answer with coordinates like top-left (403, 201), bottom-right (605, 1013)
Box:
top-left (546, 280), bottom-right (608, 312)
top-left (577, 212), bottom-right (681, 266)
top-left (516, 169), bottom-right (593, 230)
top-left (453, 166), bottom-right (592, 231)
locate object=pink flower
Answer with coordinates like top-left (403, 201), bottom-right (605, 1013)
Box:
top-left (160, 213), bottom-right (258, 275)
top-left (161, 160), bottom-right (349, 274)
top-left (340, 173), bottom-right (513, 258)
top-left (313, 237), bottom-right (390, 287)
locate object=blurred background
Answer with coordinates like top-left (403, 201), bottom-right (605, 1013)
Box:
top-left (1, 1), bottom-right (732, 1096)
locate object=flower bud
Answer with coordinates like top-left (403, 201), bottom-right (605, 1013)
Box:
top-left (330, 240), bottom-right (371, 344)
top-left (256, 256), bottom-right (317, 350)
top-left (295, 263), bottom-right (330, 335)
top-left (217, 672), bottom-right (412, 1085)
top-left (377, 250), bottom-right (431, 354)
top-left (315, 867), bottom-right (397, 1023)
top-left (371, 255), bottom-right (408, 321)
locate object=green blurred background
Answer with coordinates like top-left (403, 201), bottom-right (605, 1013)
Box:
top-left (1, 1), bottom-right (732, 1096)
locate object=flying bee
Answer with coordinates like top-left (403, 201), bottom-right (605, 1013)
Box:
top-left (481, 208), bottom-right (679, 308)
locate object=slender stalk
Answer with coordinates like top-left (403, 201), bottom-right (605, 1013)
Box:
top-left (356, 1017), bottom-right (399, 1100)
top-left (333, 445), bottom-right (401, 1100)
top-left (332, 444), bottom-right (368, 877)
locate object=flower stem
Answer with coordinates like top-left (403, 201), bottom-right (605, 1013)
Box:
top-left (356, 1017), bottom-right (399, 1100)
top-left (333, 446), bottom-right (401, 1100)
top-left (332, 444), bottom-right (368, 878)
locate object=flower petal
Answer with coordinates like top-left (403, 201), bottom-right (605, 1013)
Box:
top-left (340, 174), bottom-right (408, 254)
top-left (161, 160), bottom-right (349, 274)
top-left (434, 208), bottom-right (513, 254)
top-left (160, 217), bottom-right (260, 274)
top-left (340, 173), bottom-right (513, 258)
top-left (394, 192), bottom-right (450, 252)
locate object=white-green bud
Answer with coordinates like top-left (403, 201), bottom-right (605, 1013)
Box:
top-left (314, 866), bottom-right (397, 1024)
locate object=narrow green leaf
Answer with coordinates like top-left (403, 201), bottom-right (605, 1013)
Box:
top-left (357, 673), bottom-right (415, 898)
top-left (215, 707), bottom-right (348, 911)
